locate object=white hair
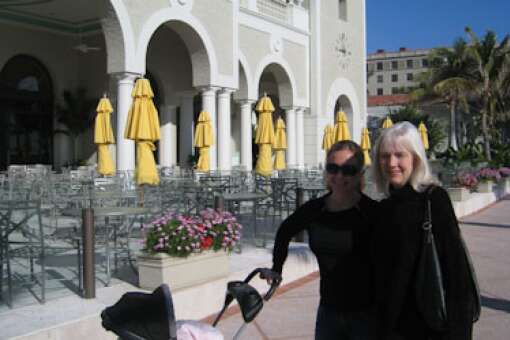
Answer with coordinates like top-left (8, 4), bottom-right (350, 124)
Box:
top-left (372, 121), bottom-right (437, 196)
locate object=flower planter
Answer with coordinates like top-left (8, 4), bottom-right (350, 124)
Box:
top-left (447, 187), bottom-right (470, 202)
top-left (477, 180), bottom-right (494, 193)
top-left (138, 251), bottom-right (229, 291)
top-left (498, 178), bottom-right (510, 194)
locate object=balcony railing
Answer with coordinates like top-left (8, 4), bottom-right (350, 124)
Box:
top-left (240, 0), bottom-right (309, 31)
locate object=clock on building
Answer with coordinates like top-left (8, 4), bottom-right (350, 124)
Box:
top-left (335, 32), bottom-right (352, 70)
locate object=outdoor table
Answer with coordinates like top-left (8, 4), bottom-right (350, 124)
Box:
top-left (298, 183), bottom-right (327, 200)
top-left (65, 207), bottom-right (149, 287)
top-left (223, 192), bottom-right (267, 248)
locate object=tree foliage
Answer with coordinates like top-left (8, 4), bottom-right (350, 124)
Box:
top-left (387, 105), bottom-right (445, 153)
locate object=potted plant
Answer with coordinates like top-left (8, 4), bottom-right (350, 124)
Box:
top-left (138, 209), bottom-right (242, 290)
top-left (54, 88), bottom-right (96, 167)
top-left (498, 167), bottom-right (510, 193)
top-left (475, 167), bottom-right (501, 193)
top-left (448, 172), bottom-right (477, 201)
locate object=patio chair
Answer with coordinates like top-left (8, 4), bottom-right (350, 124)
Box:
top-left (0, 199), bottom-right (45, 307)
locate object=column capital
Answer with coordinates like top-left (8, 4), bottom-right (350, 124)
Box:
top-left (281, 106), bottom-right (297, 112)
top-left (236, 98), bottom-right (256, 105)
top-left (295, 107), bottom-right (308, 115)
top-left (198, 86), bottom-right (221, 94)
top-left (219, 87), bottom-right (236, 95)
top-left (111, 72), bottom-right (141, 83)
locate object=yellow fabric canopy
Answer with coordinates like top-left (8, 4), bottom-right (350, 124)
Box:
top-left (418, 121), bottom-right (429, 150)
top-left (382, 116), bottom-right (393, 129)
top-left (194, 111), bottom-right (214, 172)
top-left (123, 78), bottom-right (160, 185)
top-left (333, 111), bottom-right (351, 142)
top-left (273, 117), bottom-right (287, 170)
top-left (254, 94), bottom-right (275, 177)
top-left (360, 127), bottom-right (372, 166)
top-left (322, 124), bottom-right (334, 152)
top-left (94, 96), bottom-right (115, 175)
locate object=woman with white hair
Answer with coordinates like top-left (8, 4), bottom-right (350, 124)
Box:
top-left (372, 121), bottom-right (476, 340)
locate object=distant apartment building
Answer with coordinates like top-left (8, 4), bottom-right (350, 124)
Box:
top-left (367, 47), bottom-right (431, 97)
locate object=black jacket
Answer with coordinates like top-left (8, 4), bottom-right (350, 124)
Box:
top-left (374, 184), bottom-right (474, 340)
top-left (272, 192), bottom-right (379, 312)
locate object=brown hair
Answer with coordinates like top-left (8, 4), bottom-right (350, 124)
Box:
top-left (326, 140), bottom-right (364, 171)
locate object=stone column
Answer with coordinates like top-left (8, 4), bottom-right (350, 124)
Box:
top-left (239, 100), bottom-right (254, 171)
top-left (296, 107), bottom-right (305, 168)
top-left (115, 73), bottom-right (139, 171)
top-left (179, 91), bottom-right (196, 167)
top-left (217, 88), bottom-right (234, 171)
top-left (159, 104), bottom-right (178, 167)
top-left (285, 107), bottom-right (297, 168)
top-left (201, 87), bottom-right (219, 170)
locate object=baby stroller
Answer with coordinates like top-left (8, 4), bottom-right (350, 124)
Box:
top-left (101, 268), bottom-right (281, 340)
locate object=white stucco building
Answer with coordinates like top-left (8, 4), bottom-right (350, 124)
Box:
top-left (0, 0), bottom-right (367, 171)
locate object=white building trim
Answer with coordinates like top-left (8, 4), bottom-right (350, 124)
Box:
top-left (254, 54), bottom-right (297, 107)
top-left (108, 0), bottom-right (137, 72)
top-left (237, 51), bottom-right (256, 101)
top-left (325, 78), bottom-right (362, 143)
top-left (134, 7), bottom-right (219, 86)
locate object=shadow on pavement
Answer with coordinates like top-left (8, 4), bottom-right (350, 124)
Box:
top-left (481, 295), bottom-right (510, 314)
top-left (460, 221), bottom-right (510, 230)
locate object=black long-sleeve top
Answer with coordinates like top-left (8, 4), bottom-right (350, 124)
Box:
top-left (272, 193), bottom-right (378, 312)
top-left (373, 184), bottom-right (474, 340)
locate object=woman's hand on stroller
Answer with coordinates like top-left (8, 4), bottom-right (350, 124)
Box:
top-left (259, 268), bottom-right (282, 286)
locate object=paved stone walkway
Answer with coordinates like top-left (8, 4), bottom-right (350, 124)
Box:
top-left (213, 197), bottom-right (510, 340)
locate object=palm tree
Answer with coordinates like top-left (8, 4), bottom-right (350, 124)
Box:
top-left (55, 88), bottom-right (96, 165)
top-left (464, 27), bottom-right (510, 160)
top-left (411, 39), bottom-right (474, 150)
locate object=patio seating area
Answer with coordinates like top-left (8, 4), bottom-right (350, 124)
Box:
top-left (0, 163), bottom-right (330, 310)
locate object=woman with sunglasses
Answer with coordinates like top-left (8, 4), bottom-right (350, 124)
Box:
top-left (264, 140), bottom-right (378, 340)
top-left (372, 122), bottom-right (475, 340)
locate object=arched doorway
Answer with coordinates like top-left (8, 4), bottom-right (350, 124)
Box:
top-left (257, 62), bottom-right (294, 168)
top-left (334, 94), bottom-right (354, 135)
top-left (145, 20), bottom-right (211, 167)
top-left (0, 55), bottom-right (54, 169)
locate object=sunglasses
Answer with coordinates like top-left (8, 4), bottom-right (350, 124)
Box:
top-left (325, 163), bottom-right (360, 176)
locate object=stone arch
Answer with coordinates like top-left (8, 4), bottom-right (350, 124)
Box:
top-left (135, 8), bottom-right (218, 87)
top-left (254, 55), bottom-right (297, 107)
top-left (103, 0), bottom-right (136, 73)
top-left (235, 52), bottom-right (255, 101)
top-left (0, 55), bottom-right (54, 168)
top-left (326, 78), bottom-right (362, 142)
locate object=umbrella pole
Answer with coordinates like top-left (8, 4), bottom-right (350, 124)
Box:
top-left (139, 184), bottom-right (145, 207)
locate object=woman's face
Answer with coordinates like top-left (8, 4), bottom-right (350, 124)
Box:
top-left (325, 149), bottom-right (361, 193)
top-left (379, 141), bottom-right (414, 188)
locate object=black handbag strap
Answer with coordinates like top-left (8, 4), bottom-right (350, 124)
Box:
top-left (422, 186), bottom-right (435, 232)
top-left (423, 185), bottom-right (482, 322)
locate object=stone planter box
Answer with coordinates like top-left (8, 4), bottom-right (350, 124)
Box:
top-left (477, 180), bottom-right (494, 193)
top-left (498, 178), bottom-right (510, 194)
top-left (447, 187), bottom-right (471, 202)
top-left (138, 251), bottom-right (229, 291)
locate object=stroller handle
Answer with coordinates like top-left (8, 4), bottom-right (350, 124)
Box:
top-left (245, 268), bottom-right (282, 301)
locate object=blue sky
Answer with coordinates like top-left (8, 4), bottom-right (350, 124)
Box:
top-left (366, 0), bottom-right (510, 53)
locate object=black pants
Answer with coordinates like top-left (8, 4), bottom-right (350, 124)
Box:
top-left (315, 303), bottom-right (376, 340)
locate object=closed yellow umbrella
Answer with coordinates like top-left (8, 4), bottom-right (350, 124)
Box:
top-left (382, 116), bottom-right (393, 129)
top-left (273, 117), bottom-right (287, 170)
top-left (194, 111), bottom-right (214, 171)
top-left (333, 111), bottom-right (351, 142)
top-left (360, 127), bottom-right (372, 166)
top-left (418, 121), bottom-right (429, 150)
top-left (322, 124), bottom-right (334, 152)
top-left (124, 78), bottom-right (160, 185)
top-left (254, 94), bottom-right (275, 177)
top-left (94, 96), bottom-right (116, 175)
